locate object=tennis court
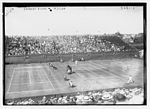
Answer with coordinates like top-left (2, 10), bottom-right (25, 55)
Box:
top-left (5, 58), bottom-right (144, 99)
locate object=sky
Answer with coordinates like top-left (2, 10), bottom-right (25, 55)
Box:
top-left (5, 6), bottom-right (143, 36)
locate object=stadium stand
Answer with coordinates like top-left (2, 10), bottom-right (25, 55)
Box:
top-left (5, 35), bottom-right (139, 64)
top-left (5, 35), bottom-right (136, 56)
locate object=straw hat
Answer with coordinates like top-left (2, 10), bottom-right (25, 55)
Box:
top-left (84, 96), bottom-right (89, 100)
top-left (102, 92), bottom-right (113, 100)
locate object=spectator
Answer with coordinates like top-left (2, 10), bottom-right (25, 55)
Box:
top-left (5, 35), bottom-right (132, 56)
top-left (5, 87), bottom-right (144, 105)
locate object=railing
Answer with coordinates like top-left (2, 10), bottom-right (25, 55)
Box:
top-left (5, 51), bottom-right (139, 64)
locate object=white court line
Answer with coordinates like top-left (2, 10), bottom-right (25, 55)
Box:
top-left (88, 61), bottom-right (106, 69)
top-left (48, 67), bottom-right (57, 80)
top-left (77, 65), bottom-right (100, 78)
top-left (82, 76), bottom-right (114, 81)
top-left (7, 89), bottom-right (54, 94)
top-left (73, 65), bottom-right (93, 78)
top-left (48, 66), bottom-right (71, 90)
top-left (14, 67), bottom-right (42, 70)
top-left (79, 63), bottom-right (126, 83)
top-left (75, 71), bottom-right (84, 78)
top-left (38, 70), bottom-right (43, 81)
top-left (9, 81), bottom-right (50, 86)
top-left (88, 61), bottom-right (127, 82)
top-left (42, 70), bottom-right (55, 89)
top-left (7, 67), bottom-right (15, 93)
top-left (79, 66), bottom-right (93, 72)
top-left (7, 87), bottom-right (68, 94)
top-left (28, 71), bottom-right (32, 84)
top-left (87, 61), bottom-right (110, 72)
top-left (7, 76), bottom-right (119, 95)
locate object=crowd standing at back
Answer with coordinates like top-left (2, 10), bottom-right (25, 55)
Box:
top-left (5, 35), bottom-right (131, 56)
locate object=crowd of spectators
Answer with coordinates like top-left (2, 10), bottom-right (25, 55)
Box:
top-left (5, 35), bottom-right (132, 56)
top-left (5, 87), bottom-right (144, 105)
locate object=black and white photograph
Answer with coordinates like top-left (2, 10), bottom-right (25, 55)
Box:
top-left (3, 3), bottom-right (146, 106)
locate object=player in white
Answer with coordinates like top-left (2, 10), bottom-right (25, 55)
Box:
top-left (81, 57), bottom-right (85, 61)
top-left (127, 75), bottom-right (134, 84)
top-left (75, 60), bottom-right (78, 65)
top-left (60, 58), bottom-right (63, 63)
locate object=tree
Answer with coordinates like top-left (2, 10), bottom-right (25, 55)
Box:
top-left (115, 32), bottom-right (123, 38)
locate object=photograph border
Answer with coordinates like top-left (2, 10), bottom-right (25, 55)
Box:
top-left (2, 2), bottom-right (147, 106)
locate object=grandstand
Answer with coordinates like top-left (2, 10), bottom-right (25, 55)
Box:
top-left (4, 34), bottom-right (144, 105)
top-left (5, 35), bottom-right (137, 56)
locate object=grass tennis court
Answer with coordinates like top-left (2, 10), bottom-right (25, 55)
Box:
top-left (5, 58), bottom-right (144, 99)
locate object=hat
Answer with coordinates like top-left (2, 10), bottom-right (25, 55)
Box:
top-left (84, 96), bottom-right (89, 100)
top-left (102, 92), bottom-right (112, 100)
top-left (114, 93), bottom-right (126, 101)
